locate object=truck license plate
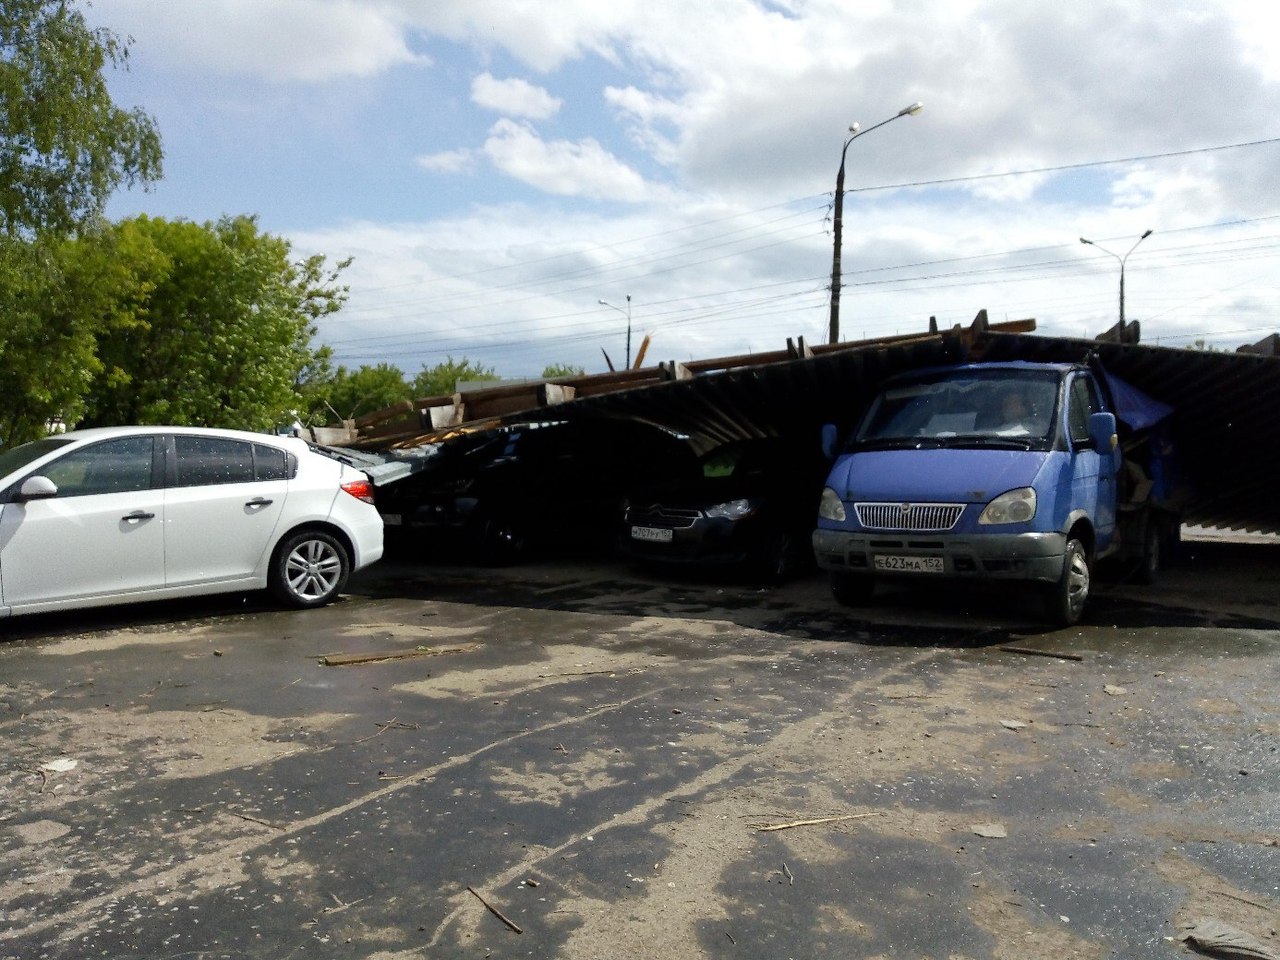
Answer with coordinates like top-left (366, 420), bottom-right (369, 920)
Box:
top-left (874, 554), bottom-right (943, 573)
top-left (631, 525), bottom-right (673, 543)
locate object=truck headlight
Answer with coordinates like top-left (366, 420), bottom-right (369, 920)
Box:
top-left (818, 487), bottom-right (846, 521)
top-left (979, 487), bottom-right (1036, 525)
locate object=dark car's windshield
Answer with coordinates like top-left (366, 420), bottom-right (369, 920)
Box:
top-left (0, 436), bottom-right (75, 481)
top-left (857, 369), bottom-right (1061, 447)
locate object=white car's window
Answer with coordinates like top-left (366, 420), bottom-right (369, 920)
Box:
top-left (38, 436), bottom-right (156, 497)
top-left (174, 435), bottom-right (256, 487)
top-left (172, 436), bottom-right (298, 487)
top-left (252, 442), bottom-right (296, 481)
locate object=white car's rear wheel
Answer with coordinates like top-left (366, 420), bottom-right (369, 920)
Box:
top-left (271, 530), bottom-right (350, 608)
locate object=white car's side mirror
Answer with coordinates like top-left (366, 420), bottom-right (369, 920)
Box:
top-left (17, 475), bottom-right (58, 501)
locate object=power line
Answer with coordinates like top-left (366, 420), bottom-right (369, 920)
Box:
top-left (317, 136), bottom-right (1280, 366)
top-left (844, 136), bottom-right (1280, 195)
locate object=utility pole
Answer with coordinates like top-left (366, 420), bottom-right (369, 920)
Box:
top-left (828, 101), bottom-right (923, 345)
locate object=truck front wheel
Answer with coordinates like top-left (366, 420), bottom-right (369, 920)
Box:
top-left (1044, 538), bottom-right (1090, 626)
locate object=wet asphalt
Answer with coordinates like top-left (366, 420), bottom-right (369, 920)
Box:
top-left (1, 539), bottom-right (1277, 959)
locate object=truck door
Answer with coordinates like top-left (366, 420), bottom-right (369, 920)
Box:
top-left (1067, 374), bottom-right (1117, 547)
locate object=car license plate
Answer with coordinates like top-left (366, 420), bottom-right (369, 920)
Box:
top-left (874, 554), bottom-right (943, 573)
top-left (382, 513), bottom-right (402, 527)
top-left (631, 525), bottom-right (673, 543)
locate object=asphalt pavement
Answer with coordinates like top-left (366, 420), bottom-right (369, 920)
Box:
top-left (1, 541), bottom-right (1277, 959)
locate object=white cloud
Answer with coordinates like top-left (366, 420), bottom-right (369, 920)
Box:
top-left (482, 119), bottom-right (660, 202)
top-left (416, 149), bottom-right (477, 174)
top-left (100, 0), bottom-right (422, 81)
top-left (394, 0), bottom-right (639, 73)
top-left (471, 73), bottom-right (562, 119)
top-left (98, 0), bottom-right (1280, 373)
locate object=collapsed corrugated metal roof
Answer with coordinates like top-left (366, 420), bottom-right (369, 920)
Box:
top-left (314, 310), bottom-right (1280, 534)
top-left (972, 326), bottom-right (1280, 534)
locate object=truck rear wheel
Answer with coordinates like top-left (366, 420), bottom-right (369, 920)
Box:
top-left (1136, 519), bottom-right (1160, 585)
top-left (1044, 538), bottom-right (1089, 626)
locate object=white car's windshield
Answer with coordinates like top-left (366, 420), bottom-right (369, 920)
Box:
top-left (0, 437), bottom-right (75, 484)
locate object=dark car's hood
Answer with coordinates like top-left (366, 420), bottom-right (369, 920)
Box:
top-left (628, 473), bottom-right (766, 509)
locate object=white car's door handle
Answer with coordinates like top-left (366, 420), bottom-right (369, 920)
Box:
top-left (122, 511), bottom-right (155, 522)
top-left (245, 497), bottom-right (274, 508)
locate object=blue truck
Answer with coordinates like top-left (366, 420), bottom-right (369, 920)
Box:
top-left (812, 359), bottom-right (1178, 625)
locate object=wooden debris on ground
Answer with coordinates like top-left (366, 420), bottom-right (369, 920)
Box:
top-left (319, 645), bottom-right (475, 667)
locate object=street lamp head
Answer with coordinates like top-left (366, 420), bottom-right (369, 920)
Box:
top-left (1079, 237), bottom-right (1092, 246)
top-left (848, 122), bottom-right (860, 134)
top-left (899, 101), bottom-right (924, 117)
top-left (597, 299), bottom-right (608, 306)
top-left (1140, 228), bottom-right (1153, 239)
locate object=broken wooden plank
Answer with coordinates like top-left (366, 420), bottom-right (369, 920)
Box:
top-left (998, 645), bottom-right (1085, 662)
top-left (319, 645), bottom-right (473, 667)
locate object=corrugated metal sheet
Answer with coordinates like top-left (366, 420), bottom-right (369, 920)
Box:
top-left (341, 311), bottom-right (1280, 535)
top-left (533, 322), bottom-right (1280, 534)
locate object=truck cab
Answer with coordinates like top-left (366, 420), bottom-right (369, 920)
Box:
top-left (811, 360), bottom-right (1163, 625)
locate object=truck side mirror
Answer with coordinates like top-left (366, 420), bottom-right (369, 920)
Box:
top-left (1087, 412), bottom-right (1118, 453)
top-left (820, 424), bottom-right (838, 460)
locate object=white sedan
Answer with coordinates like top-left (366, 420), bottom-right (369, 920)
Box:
top-left (0, 426), bottom-right (384, 618)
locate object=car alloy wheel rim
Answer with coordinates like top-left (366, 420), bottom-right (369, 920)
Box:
top-left (285, 539), bottom-right (341, 599)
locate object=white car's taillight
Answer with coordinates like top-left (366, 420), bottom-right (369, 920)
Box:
top-left (341, 479), bottom-right (375, 504)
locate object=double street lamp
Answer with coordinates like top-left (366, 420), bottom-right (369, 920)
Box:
top-left (598, 295), bottom-right (632, 369)
top-left (1079, 229), bottom-right (1153, 326)
top-left (828, 100), bottom-right (923, 345)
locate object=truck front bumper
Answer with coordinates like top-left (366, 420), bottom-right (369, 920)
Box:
top-left (812, 529), bottom-right (1067, 584)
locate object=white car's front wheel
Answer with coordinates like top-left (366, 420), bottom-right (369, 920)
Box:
top-left (271, 530), bottom-right (350, 608)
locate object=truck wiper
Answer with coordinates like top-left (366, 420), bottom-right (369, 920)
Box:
top-left (954, 436), bottom-right (1037, 451)
top-left (855, 437), bottom-right (939, 451)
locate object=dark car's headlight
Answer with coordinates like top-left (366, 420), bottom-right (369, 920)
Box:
top-left (705, 498), bottom-right (756, 520)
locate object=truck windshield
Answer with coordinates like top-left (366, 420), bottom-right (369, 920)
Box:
top-left (857, 369), bottom-right (1060, 445)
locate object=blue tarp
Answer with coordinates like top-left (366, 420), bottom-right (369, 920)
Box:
top-left (1100, 368), bottom-right (1174, 432)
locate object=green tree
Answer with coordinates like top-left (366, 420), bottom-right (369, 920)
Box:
top-left (302, 362), bottom-right (409, 423)
top-left (79, 214), bottom-right (347, 431)
top-left (411, 356), bottom-right (499, 398)
top-left (0, 0), bottom-right (162, 236)
top-left (0, 222), bottom-right (162, 446)
top-left (0, 235), bottom-right (96, 445)
top-left (542, 363), bottom-right (585, 380)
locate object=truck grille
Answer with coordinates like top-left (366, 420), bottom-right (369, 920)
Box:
top-left (855, 502), bottom-right (963, 532)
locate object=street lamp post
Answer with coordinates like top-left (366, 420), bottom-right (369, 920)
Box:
top-left (828, 101), bottom-right (923, 345)
top-left (1079, 229), bottom-right (1153, 326)
top-left (598, 295), bottom-right (632, 369)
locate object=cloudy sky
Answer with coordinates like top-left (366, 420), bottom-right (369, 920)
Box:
top-left (91, 0), bottom-right (1280, 379)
